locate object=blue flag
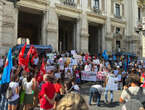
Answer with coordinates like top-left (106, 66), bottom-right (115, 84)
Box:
top-left (102, 50), bottom-right (108, 60)
top-left (128, 56), bottom-right (130, 64)
top-left (113, 55), bottom-right (117, 61)
top-left (1, 48), bottom-right (13, 84)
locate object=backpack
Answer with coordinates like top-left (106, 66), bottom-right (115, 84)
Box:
top-left (6, 87), bottom-right (13, 99)
top-left (124, 87), bottom-right (145, 110)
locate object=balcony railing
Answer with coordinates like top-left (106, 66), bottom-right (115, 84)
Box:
top-left (62, 0), bottom-right (77, 7)
top-left (114, 15), bottom-right (122, 19)
top-left (93, 6), bottom-right (102, 14)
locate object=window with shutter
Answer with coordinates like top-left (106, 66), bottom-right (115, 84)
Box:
top-left (115, 3), bottom-right (120, 17)
top-left (94, 0), bottom-right (99, 10)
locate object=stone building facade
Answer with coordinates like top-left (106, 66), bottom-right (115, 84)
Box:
top-left (0, 0), bottom-right (144, 56)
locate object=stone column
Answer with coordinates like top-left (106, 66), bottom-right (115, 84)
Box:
top-left (46, 7), bottom-right (58, 52)
top-left (98, 27), bottom-right (101, 53)
top-left (80, 13), bottom-right (89, 53)
top-left (76, 19), bottom-right (81, 52)
top-left (102, 25), bottom-right (105, 52)
top-left (88, 0), bottom-right (92, 9)
top-left (41, 11), bottom-right (47, 45)
top-left (13, 8), bottom-right (18, 46)
top-left (73, 23), bottom-right (76, 50)
top-left (0, 1), bottom-right (2, 49)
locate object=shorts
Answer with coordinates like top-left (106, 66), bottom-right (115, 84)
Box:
top-left (8, 98), bottom-right (19, 105)
top-left (24, 94), bottom-right (33, 105)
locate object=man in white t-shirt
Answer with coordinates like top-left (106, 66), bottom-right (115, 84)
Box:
top-left (89, 82), bottom-right (104, 106)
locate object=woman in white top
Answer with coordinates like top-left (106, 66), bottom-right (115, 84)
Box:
top-left (104, 71), bottom-right (119, 103)
top-left (8, 75), bottom-right (19, 110)
top-left (84, 63), bottom-right (91, 72)
top-left (23, 74), bottom-right (34, 110)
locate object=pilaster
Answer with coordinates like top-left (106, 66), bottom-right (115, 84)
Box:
top-left (0, 1), bottom-right (18, 55)
top-left (80, 13), bottom-right (89, 53)
top-left (0, 1), bottom-right (2, 49)
top-left (102, 25), bottom-right (105, 52)
top-left (46, 7), bottom-right (58, 52)
top-left (76, 19), bottom-right (81, 52)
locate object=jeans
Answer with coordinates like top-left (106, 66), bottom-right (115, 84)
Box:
top-left (89, 88), bottom-right (101, 106)
top-left (0, 93), bottom-right (8, 110)
top-left (104, 90), bottom-right (113, 103)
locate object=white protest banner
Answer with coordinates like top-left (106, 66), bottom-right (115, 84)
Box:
top-left (81, 71), bottom-right (97, 82)
top-left (55, 73), bottom-right (61, 79)
top-left (46, 53), bottom-right (55, 59)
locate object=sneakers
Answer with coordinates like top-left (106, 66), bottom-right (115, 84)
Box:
top-left (96, 104), bottom-right (100, 107)
top-left (104, 100), bottom-right (108, 104)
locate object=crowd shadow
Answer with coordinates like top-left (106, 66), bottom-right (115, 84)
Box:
top-left (89, 101), bottom-right (120, 107)
top-left (100, 101), bottom-right (120, 107)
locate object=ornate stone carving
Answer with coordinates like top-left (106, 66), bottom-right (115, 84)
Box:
top-left (17, 0), bottom-right (49, 11)
top-left (20, 0), bottom-right (49, 5)
top-left (55, 3), bottom-right (82, 13)
top-left (137, 0), bottom-right (145, 8)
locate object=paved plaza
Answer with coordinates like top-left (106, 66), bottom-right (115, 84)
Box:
top-left (80, 82), bottom-right (122, 110)
top-left (34, 82), bottom-right (122, 110)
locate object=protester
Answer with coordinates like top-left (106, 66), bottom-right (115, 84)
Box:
top-left (39, 74), bottom-right (56, 110)
top-left (104, 71), bottom-right (119, 103)
top-left (7, 75), bottom-right (19, 110)
top-left (71, 80), bottom-right (80, 93)
top-left (120, 74), bottom-right (145, 110)
top-left (0, 44), bottom-right (144, 110)
top-left (23, 74), bottom-right (35, 110)
top-left (89, 81), bottom-right (104, 106)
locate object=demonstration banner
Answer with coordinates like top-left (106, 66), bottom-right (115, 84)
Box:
top-left (81, 71), bottom-right (97, 82)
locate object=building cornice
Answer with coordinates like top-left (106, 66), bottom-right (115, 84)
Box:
top-left (16, 0), bottom-right (49, 11)
top-left (111, 17), bottom-right (126, 27)
top-left (112, 0), bottom-right (124, 4)
top-left (86, 11), bottom-right (106, 24)
top-left (87, 12), bottom-right (106, 20)
top-left (55, 3), bottom-right (82, 14)
top-left (55, 3), bottom-right (82, 19)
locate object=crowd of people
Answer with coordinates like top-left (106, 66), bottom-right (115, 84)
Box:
top-left (0, 45), bottom-right (144, 110)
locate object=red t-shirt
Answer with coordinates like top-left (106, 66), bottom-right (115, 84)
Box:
top-left (39, 81), bottom-right (56, 109)
top-left (141, 72), bottom-right (145, 88)
top-left (54, 83), bottom-right (62, 93)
